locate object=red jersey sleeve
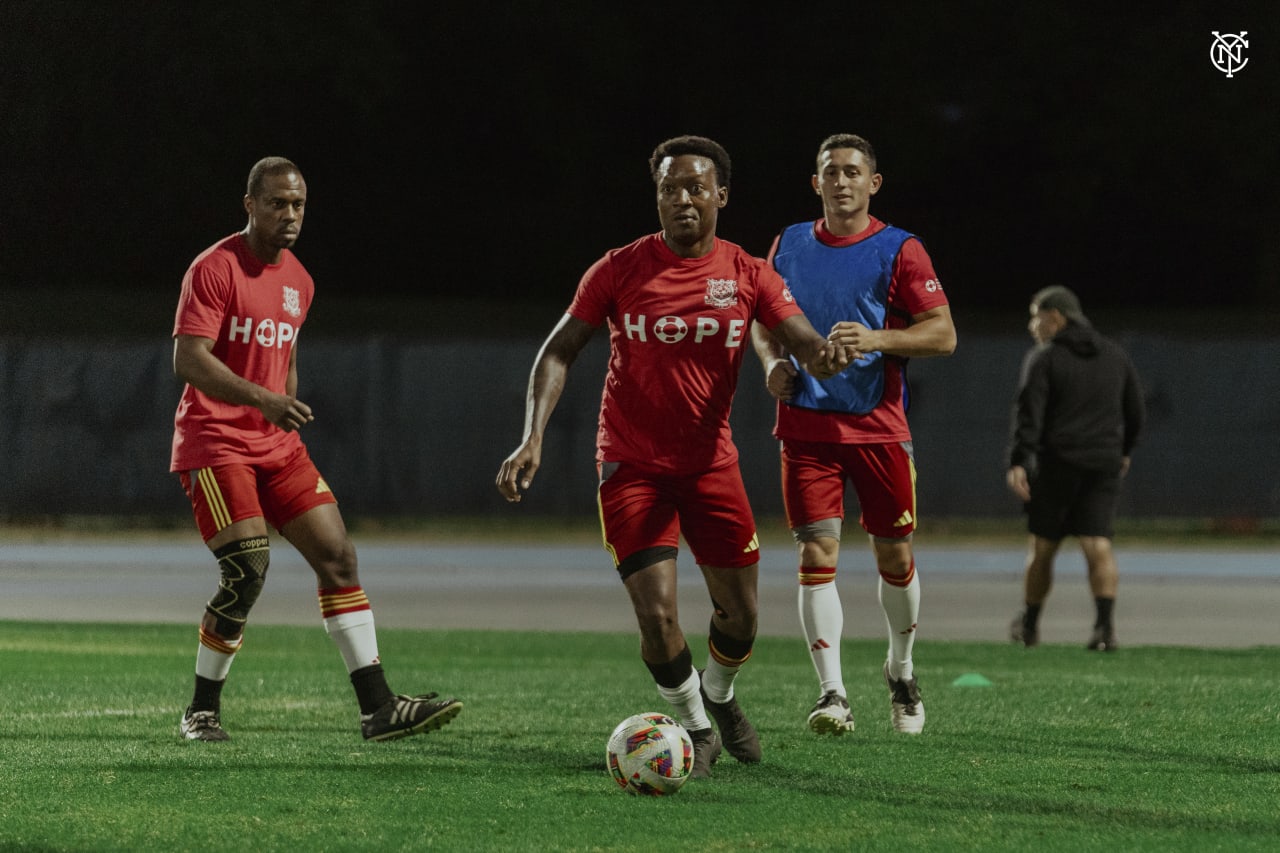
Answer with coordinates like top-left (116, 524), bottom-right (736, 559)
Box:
top-left (754, 257), bottom-right (804, 329)
top-left (567, 253), bottom-right (613, 327)
top-left (174, 252), bottom-right (233, 340)
top-left (888, 237), bottom-right (948, 317)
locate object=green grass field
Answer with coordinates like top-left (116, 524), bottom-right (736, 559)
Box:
top-left (1, 621), bottom-right (1276, 852)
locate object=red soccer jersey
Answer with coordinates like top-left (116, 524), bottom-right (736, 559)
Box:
top-left (768, 217), bottom-right (948, 444)
top-left (569, 233), bottom-right (803, 473)
top-left (170, 233), bottom-right (314, 471)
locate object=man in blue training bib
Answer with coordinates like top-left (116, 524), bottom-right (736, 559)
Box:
top-left (751, 133), bottom-right (956, 736)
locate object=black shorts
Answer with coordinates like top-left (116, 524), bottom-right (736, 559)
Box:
top-left (1025, 456), bottom-right (1121, 540)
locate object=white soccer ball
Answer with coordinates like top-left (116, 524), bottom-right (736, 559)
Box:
top-left (606, 712), bottom-right (693, 796)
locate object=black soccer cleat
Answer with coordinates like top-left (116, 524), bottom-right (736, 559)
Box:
top-left (699, 672), bottom-right (762, 763)
top-left (1086, 626), bottom-right (1118, 652)
top-left (360, 693), bottom-right (463, 741)
top-left (1011, 612), bottom-right (1040, 648)
top-left (688, 726), bottom-right (722, 779)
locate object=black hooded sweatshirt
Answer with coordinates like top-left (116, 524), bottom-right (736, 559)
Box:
top-left (1007, 321), bottom-right (1145, 474)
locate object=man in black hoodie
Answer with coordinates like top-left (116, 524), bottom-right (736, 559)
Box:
top-left (1005, 286), bottom-right (1145, 651)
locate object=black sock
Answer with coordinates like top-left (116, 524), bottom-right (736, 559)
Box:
top-left (643, 644), bottom-right (694, 689)
top-left (1024, 603), bottom-right (1042, 631)
top-left (350, 663), bottom-right (395, 715)
top-left (191, 674), bottom-right (224, 712)
top-left (1094, 597), bottom-right (1115, 629)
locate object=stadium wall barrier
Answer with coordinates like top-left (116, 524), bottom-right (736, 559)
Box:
top-left (1, 334), bottom-right (1276, 522)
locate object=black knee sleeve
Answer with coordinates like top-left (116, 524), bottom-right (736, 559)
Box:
top-left (708, 620), bottom-right (755, 666)
top-left (644, 643), bottom-right (694, 689)
top-left (207, 536), bottom-right (271, 634)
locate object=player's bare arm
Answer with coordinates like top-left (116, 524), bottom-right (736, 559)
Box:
top-left (769, 315), bottom-right (847, 380)
top-left (173, 334), bottom-right (314, 432)
top-left (828, 304), bottom-right (957, 360)
top-left (750, 321), bottom-right (799, 401)
top-left (496, 314), bottom-right (596, 502)
top-left (286, 345), bottom-right (300, 399)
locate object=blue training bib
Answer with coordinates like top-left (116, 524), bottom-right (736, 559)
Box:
top-left (772, 222), bottom-right (912, 414)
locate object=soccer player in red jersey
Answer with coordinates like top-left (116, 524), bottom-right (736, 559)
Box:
top-left (496, 136), bottom-right (844, 778)
top-left (751, 134), bottom-right (956, 736)
top-left (171, 157), bottom-right (461, 742)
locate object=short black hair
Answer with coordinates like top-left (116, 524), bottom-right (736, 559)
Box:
top-left (649, 136), bottom-right (731, 188)
top-left (816, 134), bottom-right (876, 173)
top-left (1031, 285), bottom-right (1090, 326)
top-left (246, 156), bottom-right (301, 198)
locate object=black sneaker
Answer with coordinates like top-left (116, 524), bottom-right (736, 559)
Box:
top-left (1086, 626), bottom-right (1118, 652)
top-left (1010, 612), bottom-right (1039, 648)
top-left (180, 706), bottom-right (230, 742)
top-left (699, 677), bottom-right (762, 763)
top-left (688, 727), bottom-right (721, 778)
top-left (807, 690), bottom-right (855, 735)
top-left (883, 662), bottom-right (926, 734)
top-left (360, 693), bottom-right (463, 741)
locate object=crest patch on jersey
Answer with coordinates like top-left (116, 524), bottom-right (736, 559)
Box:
top-left (282, 286), bottom-right (301, 318)
top-left (704, 278), bottom-right (738, 309)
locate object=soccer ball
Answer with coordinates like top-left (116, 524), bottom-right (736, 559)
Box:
top-left (606, 712), bottom-right (693, 796)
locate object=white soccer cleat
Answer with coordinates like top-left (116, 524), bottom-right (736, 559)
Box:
top-left (180, 706), bottom-right (230, 742)
top-left (883, 662), bottom-right (925, 734)
top-left (807, 690), bottom-right (856, 735)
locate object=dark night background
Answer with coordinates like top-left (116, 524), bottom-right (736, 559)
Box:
top-left (2, 1), bottom-right (1277, 337)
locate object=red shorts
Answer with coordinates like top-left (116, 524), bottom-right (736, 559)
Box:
top-left (178, 445), bottom-right (337, 542)
top-left (597, 460), bottom-right (760, 572)
top-left (781, 439), bottom-right (917, 539)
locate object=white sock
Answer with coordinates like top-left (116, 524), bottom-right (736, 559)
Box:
top-left (195, 627), bottom-right (241, 681)
top-left (323, 609), bottom-right (380, 673)
top-left (700, 657), bottom-right (741, 704)
top-left (799, 570), bottom-right (846, 697)
top-left (657, 669), bottom-right (711, 731)
top-left (879, 571), bottom-right (920, 681)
